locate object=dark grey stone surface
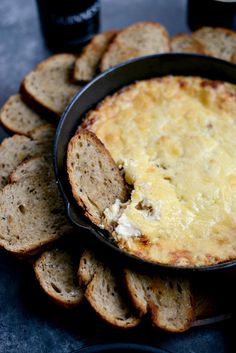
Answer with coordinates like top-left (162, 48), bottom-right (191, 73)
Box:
top-left (0, 0), bottom-right (234, 352)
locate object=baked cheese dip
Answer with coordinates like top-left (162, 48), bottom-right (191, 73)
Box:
top-left (82, 76), bottom-right (236, 267)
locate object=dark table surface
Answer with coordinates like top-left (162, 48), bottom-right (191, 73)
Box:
top-left (0, 0), bottom-right (235, 352)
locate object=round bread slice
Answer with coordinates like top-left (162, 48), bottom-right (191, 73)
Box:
top-left (78, 249), bottom-right (100, 286)
top-left (34, 248), bottom-right (84, 308)
top-left (78, 250), bottom-right (140, 328)
top-left (21, 54), bottom-right (81, 116)
top-left (100, 22), bottom-right (170, 71)
top-left (67, 129), bottom-right (128, 226)
top-left (0, 125), bottom-right (55, 190)
top-left (29, 123), bottom-right (55, 141)
top-left (192, 27), bottom-right (236, 63)
top-left (0, 94), bottom-right (48, 136)
top-left (0, 157), bottom-right (73, 255)
top-left (73, 30), bottom-right (118, 83)
top-left (171, 33), bottom-right (208, 54)
top-left (124, 269), bottom-right (194, 332)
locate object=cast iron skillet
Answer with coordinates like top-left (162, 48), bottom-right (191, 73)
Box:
top-left (54, 53), bottom-right (236, 273)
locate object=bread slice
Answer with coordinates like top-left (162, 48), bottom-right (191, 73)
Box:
top-left (171, 33), bottom-right (207, 54)
top-left (28, 123), bottom-right (55, 141)
top-left (0, 94), bottom-right (48, 136)
top-left (0, 125), bottom-right (55, 190)
top-left (124, 269), bottom-right (194, 332)
top-left (0, 157), bottom-right (73, 255)
top-left (73, 31), bottom-right (118, 82)
top-left (192, 27), bottom-right (236, 62)
top-left (34, 247), bottom-right (84, 308)
top-left (21, 54), bottom-right (81, 116)
top-left (100, 22), bottom-right (170, 71)
top-left (79, 248), bottom-right (100, 286)
top-left (67, 129), bottom-right (128, 226)
top-left (78, 249), bottom-right (140, 328)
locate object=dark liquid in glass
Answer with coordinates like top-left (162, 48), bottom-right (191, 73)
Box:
top-left (36, 0), bottom-right (100, 52)
top-left (187, 0), bottom-right (236, 31)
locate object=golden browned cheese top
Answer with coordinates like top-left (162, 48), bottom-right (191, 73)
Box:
top-left (83, 76), bottom-right (236, 267)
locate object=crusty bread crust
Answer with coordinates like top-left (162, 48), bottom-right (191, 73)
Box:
top-left (73, 30), bottom-right (118, 82)
top-left (100, 22), bottom-right (170, 71)
top-left (67, 129), bottom-right (128, 226)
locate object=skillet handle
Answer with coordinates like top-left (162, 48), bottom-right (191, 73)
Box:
top-left (67, 203), bottom-right (92, 229)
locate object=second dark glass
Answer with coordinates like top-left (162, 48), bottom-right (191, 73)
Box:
top-left (187, 0), bottom-right (236, 31)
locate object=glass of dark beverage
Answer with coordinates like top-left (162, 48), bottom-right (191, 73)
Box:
top-left (187, 0), bottom-right (236, 31)
top-left (36, 0), bottom-right (100, 52)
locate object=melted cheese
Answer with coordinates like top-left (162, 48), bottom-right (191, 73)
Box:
top-left (85, 76), bottom-right (236, 267)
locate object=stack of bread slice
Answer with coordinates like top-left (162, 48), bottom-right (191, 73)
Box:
top-left (0, 20), bottom-right (233, 332)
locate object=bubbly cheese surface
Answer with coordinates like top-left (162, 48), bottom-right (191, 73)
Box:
top-left (84, 76), bottom-right (236, 267)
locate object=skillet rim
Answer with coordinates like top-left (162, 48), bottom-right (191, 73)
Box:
top-left (54, 53), bottom-right (236, 273)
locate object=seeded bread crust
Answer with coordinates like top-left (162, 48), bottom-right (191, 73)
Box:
top-left (78, 250), bottom-right (140, 328)
top-left (67, 129), bottom-right (128, 226)
top-left (34, 248), bottom-right (84, 308)
top-left (171, 33), bottom-right (208, 54)
top-left (0, 94), bottom-right (48, 136)
top-left (73, 31), bottom-right (118, 82)
top-left (100, 22), bottom-right (170, 71)
top-left (192, 27), bottom-right (236, 62)
top-left (0, 157), bottom-right (73, 256)
top-left (21, 54), bottom-right (81, 116)
top-left (124, 269), bottom-right (194, 332)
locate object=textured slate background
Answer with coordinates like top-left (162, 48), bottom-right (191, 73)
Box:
top-left (0, 0), bottom-right (234, 352)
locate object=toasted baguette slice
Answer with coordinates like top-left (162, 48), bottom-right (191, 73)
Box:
top-left (0, 94), bottom-right (48, 136)
top-left (34, 248), bottom-right (83, 308)
top-left (100, 22), bottom-right (170, 71)
top-left (73, 31), bottom-right (117, 82)
top-left (79, 249), bottom-right (100, 286)
top-left (0, 157), bottom-right (72, 255)
top-left (192, 27), bottom-right (236, 62)
top-left (78, 250), bottom-right (140, 328)
top-left (67, 129), bottom-right (128, 226)
top-left (0, 124), bottom-right (55, 190)
top-left (28, 123), bottom-right (55, 141)
top-left (171, 33), bottom-right (207, 54)
top-left (21, 54), bottom-right (81, 116)
top-left (124, 269), bottom-right (194, 332)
